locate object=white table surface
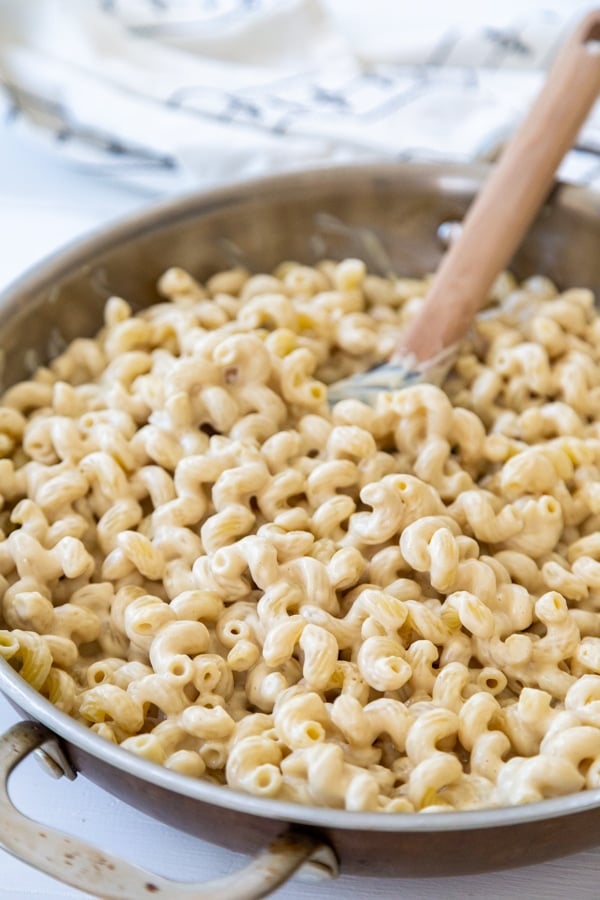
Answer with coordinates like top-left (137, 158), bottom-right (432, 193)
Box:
top-left (1, 125), bottom-right (600, 899)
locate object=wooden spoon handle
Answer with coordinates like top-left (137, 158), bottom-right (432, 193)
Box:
top-left (395, 9), bottom-right (600, 364)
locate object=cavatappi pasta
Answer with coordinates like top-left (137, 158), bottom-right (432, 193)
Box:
top-left (2, 259), bottom-right (600, 812)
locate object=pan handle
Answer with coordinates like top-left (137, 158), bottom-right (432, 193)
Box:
top-left (0, 720), bottom-right (339, 899)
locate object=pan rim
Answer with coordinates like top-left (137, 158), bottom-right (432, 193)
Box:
top-left (4, 656), bottom-right (600, 833)
top-left (1, 160), bottom-right (600, 835)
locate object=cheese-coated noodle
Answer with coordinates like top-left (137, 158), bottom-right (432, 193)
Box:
top-left (1, 260), bottom-right (600, 813)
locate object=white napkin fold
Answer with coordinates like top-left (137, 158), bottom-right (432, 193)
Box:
top-left (0, 0), bottom-right (598, 194)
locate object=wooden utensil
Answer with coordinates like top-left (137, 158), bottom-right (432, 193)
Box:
top-left (328, 9), bottom-right (600, 405)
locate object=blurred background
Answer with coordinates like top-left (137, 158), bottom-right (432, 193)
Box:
top-left (0, 0), bottom-right (598, 291)
top-left (1, 2), bottom-right (600, 898)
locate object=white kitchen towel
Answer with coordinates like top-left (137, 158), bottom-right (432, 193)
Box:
top-left (0, 0), bottom-right (599, 194)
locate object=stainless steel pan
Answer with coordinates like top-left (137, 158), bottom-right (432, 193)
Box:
top-left (1, 163), bottom-right (600, 898)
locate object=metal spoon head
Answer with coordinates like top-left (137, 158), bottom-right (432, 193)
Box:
top-left (326, 345), bottom-right (458, 407)
top-left (326, 361), bottom-right (424, 407)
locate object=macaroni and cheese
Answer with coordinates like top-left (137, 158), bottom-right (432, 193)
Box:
top-left (1, 259), bottom-right (600, 813)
